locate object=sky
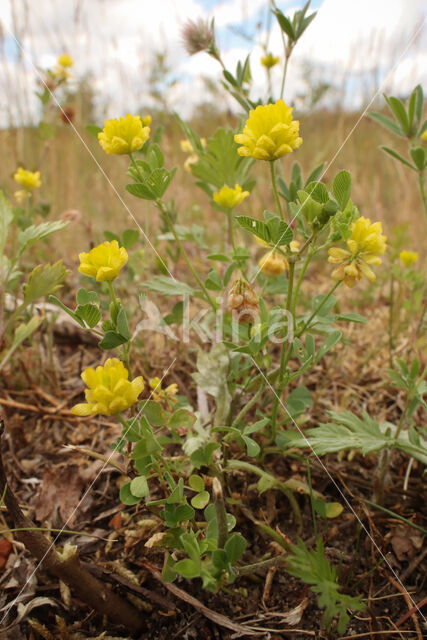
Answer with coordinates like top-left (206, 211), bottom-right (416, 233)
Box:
top-left (0, 0), bottom-right (426, 126)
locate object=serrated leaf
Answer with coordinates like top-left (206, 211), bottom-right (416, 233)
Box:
top-left (333, 170), bottom-right (351, 211)
top-left (23, 261), bottom-right (68, 306)
top-left (76, 303), bottom-right (101, 328)
top-left (143, 275), bottom-right (194, 296)
top-left (266, 215), bottom-right (293, 245)
top-left (18, 221), bottom-right (68, 257)
top-left (236, 216), bottom-right (270, 243)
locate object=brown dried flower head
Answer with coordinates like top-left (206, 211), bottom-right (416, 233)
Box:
top-left (227, 279), bottom-right (259, 324)
top-left (181, 18), bottom-right (215, 56)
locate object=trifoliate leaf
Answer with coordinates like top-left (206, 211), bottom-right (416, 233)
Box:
top-left (23, 261), bottom-right (68, 306)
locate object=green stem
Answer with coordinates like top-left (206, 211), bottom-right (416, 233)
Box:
top-left (107, 280), bottom-right (118, 307)
top-left (280, 53), bottom-right (290, 100)
top-left (418, 170), bottom-right (427, 216)
top-left (388, 272), bottom-right (395, 367)
top-left (270, 260), bottom-right (295, 438)
top-left (227, 210), bottom-right (236, 253)
top-left (270, 160), bottom-right (285, 220)
top-left (292, 249), bottom-right (311, 317)
top-left (159, 203), bottom-right (217, 312)
top-left (231, 383), bottom-right (265, 428)
top-left (298, 280), bottom-right (340, 337)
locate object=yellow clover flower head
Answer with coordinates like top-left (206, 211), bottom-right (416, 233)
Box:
top-left (261, 53), bottom-right (279, 69)
top-left (258, 251), bottom-right (289, 276)
top-left (234, 99), bottom-right (302, 161)
top-left (149, 377), bottom-right (178, 404)
top-left (72, 358), bottom-right (144, 416)
top-left (328, 216), bottom-right (387, 288)
top-left (141, 114), bottom-right (152, 127)
top-left (14, 167), bottom-right (41, 190)
top-left (213, 184), bottom-right (250, 209)
top-left (78, 240), bottom-right (128, 282)
top-left (399, 250), bottom-right (418, 267)
top-left (57, 53), bottom-right (74, 68)
top-left (421, 129), bottom-right (427, 141)
top-left (98, 114), bottom-right (150, 155)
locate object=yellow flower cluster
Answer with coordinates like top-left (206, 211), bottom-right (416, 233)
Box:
top-left (57, 53), bottom-right (74, 68)
top-left (149, 377), bottom-right (178, 404)
top-left (78, 240), bottom-right (128, 282)
top-left (235, 99), bottom-right (302, 161)
top-left (98, 114), bottom-right (150, 155)
top-left (14, 167), bottom-right (41, 191)
top-left (399, 250), bottom-right (418, 267)
top-left (258, 251), bottom-right (289, 276)
top-left (328, 217), bottom-right (387, 287)
top-left (213, 184), bottom-right (250, 209)
top-left (261, 53), bottom-right (279, 69)
top-left (72, 358), bottom-right (144, 416)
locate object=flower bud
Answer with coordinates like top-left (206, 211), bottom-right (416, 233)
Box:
top-left (227, 279), bottom-right (259, 324)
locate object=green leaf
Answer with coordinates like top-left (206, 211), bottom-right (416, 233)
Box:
top-left (143, 275), bottom-right (194, 296)
top-left (236, 216), bottom-right (270, 243)
top-left (333, 170), bottom-right (351, 211)
top-left (189, 127), bottom-right (254, 192)
top-left (242, 435), bottom-right (260, 457)
top-left (0, 191), bottom-right (13, 257)
top-left (305, 163), bottom-right (325, 186)
top-left (98, 331), bottom-right (128, 350)
top-left (18, 221), bottom-right (68, 257)
top-left (76, 303), bottom-right (101, 328)
top-left (335, 312), bottom-right (367, 324)
top-left (273, 8), bottom-right (296, 40)
top-left (141, 402), bottom-right (165, 427)
top-left (168, 409), bottom-right (196, 433)
top-left (191, 491), bottom-right (210, 509)
top-left (86, 124), bottom-right (102, 138)
top-left (116, 307), bottom-right (131, 340)
top-left (120, 481), bottom-right (142, 505)
top-left (224, 533), bottom-right (247, 563)
top-left (130, 476), bottom-right (149, 498)
top-left (265, 214), bottom-right (293, 245)
top-left (368, 111), bottom-right (404, 137)
top-left (381, 146), bottom-right (417, 170)
top-left (76, 289), bottom-right (99, 305)
top-left (384, 95), bottom-right (409, 134)
top-left (409, 146), bottom-right (425, 171)
top-left (315, 330), bottom-right (342, 363)
top-left (23, 261), bottom-right (68, 306)
top-left (174, 559), bottom-right (200, 579)
top-left (122, 229), bottom-right (140, 249)
top-left (189, 475), bottom-right (205, 492)
top-left (0, 316), bottom-right (43, 369)
top-left (205, 269), bottom-right (223, 291)
top-left (305, 181), bottom-right (329, 204)
top-left (48, 295), bottom-right (85, 327)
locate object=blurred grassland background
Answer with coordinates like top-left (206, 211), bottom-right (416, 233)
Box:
top-left (0, 0), bottom-right (425, 267)
top-left (0, 107), bottom-right (424, 265)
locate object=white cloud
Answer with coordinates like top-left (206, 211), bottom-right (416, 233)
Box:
top-left (0, 0), bottom-right (425, 125)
